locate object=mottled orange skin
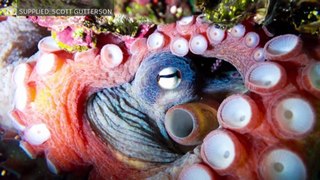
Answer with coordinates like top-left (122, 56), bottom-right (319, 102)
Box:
top-left (9, 17), bottom-right (320, 179)
top-left (11, 34), bottom-right (154, 179)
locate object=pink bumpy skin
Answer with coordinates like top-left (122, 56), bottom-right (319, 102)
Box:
top-left (10, 33), bottom-right (151, 179)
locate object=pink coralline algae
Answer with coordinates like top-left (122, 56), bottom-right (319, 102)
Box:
top-left (6, 15), bottom-right (320, 179)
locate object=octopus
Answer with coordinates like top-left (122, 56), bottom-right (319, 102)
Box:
top-left (1, 15), bottom-right (320, 179)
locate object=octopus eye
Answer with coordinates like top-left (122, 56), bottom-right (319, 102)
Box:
top-left (157, 67), bottom-right (182, 90)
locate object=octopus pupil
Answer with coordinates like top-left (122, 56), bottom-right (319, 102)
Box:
top-left (157, 70), bottom-right (181, 79)
top-left (157, 67), bottom-right (182, 89)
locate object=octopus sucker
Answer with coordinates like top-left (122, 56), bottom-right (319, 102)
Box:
top-left (0, 12), bottom-right (319, 179)
top-left (217, 94), bottom-right (261, 134)
top-left (178, 163), bottom-right (216, 180)
top-left (264, 34), bottom-right (303, 61)
top-left (244, 32), bottom-right (260, 49)
top-left (164, 102), bottom-right (219, 146)
top-left (37, 36), bottom-right (62, 53)
top-left (206, 25), bottom-right (226, 44)
top-left (35, 53), bottom-right (64, 75)
top-left (229, 24), bottom-right (246, 39)
top-left (189, 34), bottom-right (208, 55)
top-left (258, 147), bottom-right (307, 180)
top-left (170, 37), bottom-right (190, 57)
top-left (299, 61), bottom-right (320, 98)
top-left (13, 85), bottom-right (31, 111)
top-left (269, 94), bottom-right (316, 139)
top-left (252, 47), bottom-right (265, 62)
top-left (12, 63), bottom-right (32, 87)
top-left (100, 44), bottom-right (124, 69)
top-left (245, 62), bottom-right (287, 95)
top-left (147, 32), bottom-right (165, 50)
top-left (176, 16), bottom-right (196, 36)
top-left (23, 123), bottom-right (51, 146)
top-left (201, 129), bottom-right (253, 179)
